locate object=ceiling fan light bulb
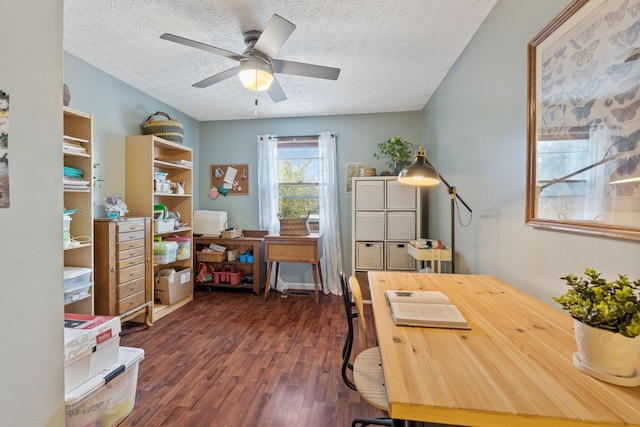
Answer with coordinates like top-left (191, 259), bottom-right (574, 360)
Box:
top-left (238, 59), bottom-right (274, 91)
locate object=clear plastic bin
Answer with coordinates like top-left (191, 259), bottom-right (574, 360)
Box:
top-left (63, 267), bottom-right (92, 290)
top-left (154, 241), bottom-right (178, 264)
top-left (65, 347), bottom-right (144, 427)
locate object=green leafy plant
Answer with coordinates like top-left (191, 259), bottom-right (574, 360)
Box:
top-left (553, 268), bottom-right (640, 338)
top-left (93, 163), bottom-right (104, 189)
top-left (373, 137), bottom-right (414, 173)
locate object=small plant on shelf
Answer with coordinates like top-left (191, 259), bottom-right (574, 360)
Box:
top-left (373, 137), bottom-right (413, 175)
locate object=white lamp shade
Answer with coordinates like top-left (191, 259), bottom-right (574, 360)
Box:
top-left (238, 58), bottom-right (274, 91)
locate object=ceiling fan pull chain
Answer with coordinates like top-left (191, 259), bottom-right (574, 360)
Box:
top-left (255, 94), bottom-right (259, 116)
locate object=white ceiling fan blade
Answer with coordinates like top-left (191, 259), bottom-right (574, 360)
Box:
top-left (267, 78), bottom-right (287, 103)
top-left (252, 14), bottom-right (296, 58)
top-left (193, 67), bottom-right (239, 88)
top-left (160, 33), bottom-right (245, 62)
top-left (272, 59), bottom-right (340, 80)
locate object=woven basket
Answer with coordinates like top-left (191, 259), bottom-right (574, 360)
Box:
top-left (221, 219), bottom-right (243, 239)
top-left (278, 213), bottom-right (310, 236)
top-left (142, 111), bottom-right (184, 144)
top-left (197, 251), bottom-right (226, 262)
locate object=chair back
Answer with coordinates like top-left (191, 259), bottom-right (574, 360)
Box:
top-left (340, 271), bottom-right (357, 390)
top-left (349, 276), bottom-right (369, 350)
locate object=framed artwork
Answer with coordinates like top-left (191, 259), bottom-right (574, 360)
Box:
top-left (345, 162), bottom-right (369, 192)
top-left (0, 89), bottom-right (9, 208)
top-left (526, 0), bottom-right (640, 241)
top-left (210, 164), bottom-right (249, 196)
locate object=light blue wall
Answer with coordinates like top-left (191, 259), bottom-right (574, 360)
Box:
top-left (64, 50), bottom-right (423, 281)
top-left (64, 52), bottom-right (200, 216)
top-left (199, 113), bottom-right (422, 277)
top-left (422, 0), bottom-right (640, 304)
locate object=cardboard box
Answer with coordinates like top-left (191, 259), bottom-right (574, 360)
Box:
top-left (63, 314), bottom-right (121, 393)
top-left (155, 267), bottom-right (193, 305)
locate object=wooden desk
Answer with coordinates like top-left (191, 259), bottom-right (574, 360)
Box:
top-left (407, 245), bottom-right (452, 273)
top-left (368, 271), bottom-right (640, 427)
top-left (264, 234), bottom-right (324, 303)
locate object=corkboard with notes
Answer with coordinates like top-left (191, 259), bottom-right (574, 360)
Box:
top-left (210, 164), bottom-right (249, 195)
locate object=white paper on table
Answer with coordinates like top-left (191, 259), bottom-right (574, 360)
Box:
top-left (224, 166), bottom-right (237, 184)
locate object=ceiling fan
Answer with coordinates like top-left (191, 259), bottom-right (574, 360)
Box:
top-left (160, 14), bottom-right (341, 103)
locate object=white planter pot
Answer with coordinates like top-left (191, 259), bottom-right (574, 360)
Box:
top-left (574, 319), bottom-right (640, 377)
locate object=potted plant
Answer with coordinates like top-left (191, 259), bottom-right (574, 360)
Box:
top-left (373, 137), bottom-right (413, 175)
top-left (553, 268), bottom-right (640, 379)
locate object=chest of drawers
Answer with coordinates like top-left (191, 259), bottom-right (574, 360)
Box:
top-left (94, 217), bottom-right (153, 326)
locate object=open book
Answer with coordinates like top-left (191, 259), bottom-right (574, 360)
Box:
top-left (385, 290), bottom-right (470, 329)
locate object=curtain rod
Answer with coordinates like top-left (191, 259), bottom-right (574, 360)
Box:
top-left (276, 135), bottom-right (320, 139)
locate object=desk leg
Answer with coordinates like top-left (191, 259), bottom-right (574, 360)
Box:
top-left (311, 263), bottom-right (320, 304)
top-left (316, 262), bottom-right (325, 294)
top-left (265, 262), bottom-right (273, 301)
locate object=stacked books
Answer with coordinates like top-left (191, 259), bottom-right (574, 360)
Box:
top-left (385, 290), bottom-right (470, 329)
top-left (63, 166), bottom-right (89, 190)
top-left (63, 135), bottom-right (88, 155)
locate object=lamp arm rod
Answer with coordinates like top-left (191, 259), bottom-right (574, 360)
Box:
top-left (424, 155), bottom-right (472, 214)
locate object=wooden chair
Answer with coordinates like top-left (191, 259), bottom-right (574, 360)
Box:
top-left (340, 272), bottom-right (395, 426)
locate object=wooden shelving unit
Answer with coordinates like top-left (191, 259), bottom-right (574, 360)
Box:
top-left (193, 230), bottom-right (267, 295)
top-left (63, 106), bottom-right (94, 315)
top-left (125, 135), bottom-right (193, 322)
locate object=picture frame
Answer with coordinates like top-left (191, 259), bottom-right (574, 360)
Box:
top-left (526, 0), bottom-right (640, 241)
top-left (210, 164), bottom-right (249, 196)
top-left (345, 162), bottom-right (369, 193)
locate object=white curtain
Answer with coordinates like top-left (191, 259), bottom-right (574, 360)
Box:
top-left (318, 131), bottom-right (342, 295)
top-left (257, 132), bottom-right (343, 295)
top-left (257, 134), bottom-right (280, 234)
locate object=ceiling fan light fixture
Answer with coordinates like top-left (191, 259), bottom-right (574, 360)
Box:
top-left (238, 58), bottom-right (274, 91)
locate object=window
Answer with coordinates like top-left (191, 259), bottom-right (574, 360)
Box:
top-left (277, 137), bottom-right (320, 230)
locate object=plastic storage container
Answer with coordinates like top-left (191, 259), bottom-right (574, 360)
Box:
top-left (65, 346), bottom-right (144, 427)
top-left (154, 240), bottom-right (178, 264)
top-left (63, 267), bottom-right (92, 290)
top-left (64, 282), bottom-right (93, 304)
top-left (164, 236), bottom-right (191, 260)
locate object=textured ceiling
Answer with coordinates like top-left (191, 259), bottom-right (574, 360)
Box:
top-left (64, 0), bottom-right (496, 121)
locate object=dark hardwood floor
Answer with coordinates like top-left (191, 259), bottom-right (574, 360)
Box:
top-left (119, 287), bottom-right (386, 427)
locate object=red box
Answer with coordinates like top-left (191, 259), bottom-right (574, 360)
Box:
top-left (213, 265), bottom-right (242, 285)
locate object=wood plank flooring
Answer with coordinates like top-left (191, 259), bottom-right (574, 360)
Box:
top-left (119, 288), bottom-right (387, 427)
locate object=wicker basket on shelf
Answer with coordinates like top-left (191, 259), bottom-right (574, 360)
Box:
top-left (197, 251), bottom-right (226, 263)
top-left (221, 219), bottom-right (243, 238)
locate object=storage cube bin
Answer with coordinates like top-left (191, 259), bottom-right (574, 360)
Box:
top-left (386, 211), bottom-right (417, 240)
top-left (355, 211), bottom-right (385, 241)
top-left (386, 242), bottom-right (416, 270)
top-left (386, 180), bottom-right (417, 209)
top-left (154, 241), bottom-right (178, 264)
top-left (355, 241), bottom-right (384, 270)
top-left (65, 347), bottom-right (144, 427)
top-left (64, 267), bottom-right (92, 290)
top-left (354, 180), bottom-right (384, 210)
